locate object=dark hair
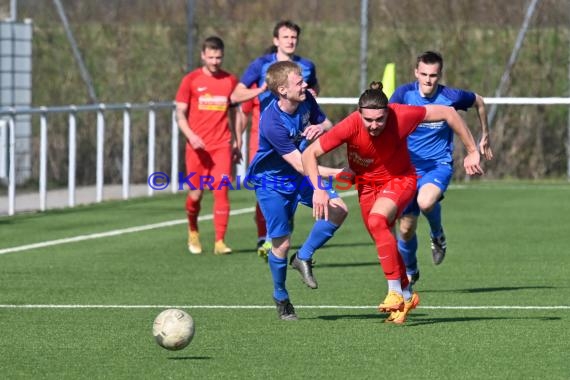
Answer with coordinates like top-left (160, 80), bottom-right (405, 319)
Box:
top-left (416, 50), bottom-right (443, 70)
top-left (273, 20), bottom-right (301, 38)
top-left (264, 45), bottom-right (278, 54)
top-left (202, 36), bottom-right (224, 52)
top-left (358, 81), bottom-right (388, 110)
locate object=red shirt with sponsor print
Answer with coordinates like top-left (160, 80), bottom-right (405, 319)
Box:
top-left (319, 104), bottom-right (426, 185)
top-left (175, 68), bottom-right (238, 150)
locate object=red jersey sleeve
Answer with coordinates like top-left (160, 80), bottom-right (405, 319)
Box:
top-left (319, 111), bottom-right (361, 153)
top-left (389, 103), bottom-right (426, 138)
top-left (175, 71), bottom-right (197, 104)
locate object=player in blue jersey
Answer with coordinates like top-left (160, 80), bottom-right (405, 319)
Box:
top-left (247, 61), bottom-right (347, 320)
top-left (231, 20), bottom-right (327, 259)
top-left (231, 20), bottom-right (320, 110)
top-left (389, 51), bottom-right (493, 284)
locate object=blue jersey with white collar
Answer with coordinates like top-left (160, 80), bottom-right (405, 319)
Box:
top-left (247, 91), bottom-right (326, 194)
top-left (389, 82), bottom-right (475, 169)
top-left (240, 53), bottom-right (318, 112)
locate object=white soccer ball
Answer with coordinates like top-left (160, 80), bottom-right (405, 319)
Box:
top-left (152, 308), bottom-right (195, 351)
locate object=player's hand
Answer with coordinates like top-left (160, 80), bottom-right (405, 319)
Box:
top-left (302, 124), bottom-right (325, 141)
top-left (188, 135), bottom-right (205, 150)
top-left (231, 147), bottom-right (243, 164)
top-left (464, 151), bottom-right (484, 176)
top-left (312, 189), bottom-right (330, 220)
top-left (479, 133), bottom-right (493, 161)
top-left (336, 167), bottom-right (356, 184)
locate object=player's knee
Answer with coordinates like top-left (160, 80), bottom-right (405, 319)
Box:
top-left (399, 226), bottom-right (415, 241)
top-left (399, 217), bottom-right (417, 241)
top-left (417, 198), bottom-right (435, 213)
top-left (367, 213), bottom-right (389, 232)
top-left (188, 189), bottom-right (203, 202)
top-left (271, 236), bottom-right (291, 255)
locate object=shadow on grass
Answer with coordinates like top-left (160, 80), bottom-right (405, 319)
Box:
top-left (316, 313), bottom-right (384, 321)
top-left (168, 356), bottom-right (212, 360)
top-left (315, 313), bottom-right (562, 325)
top-left (421, 286), bottom-right (556, 293)
top-left (316, 261), bottom-right (377, 268)
top-left (406, 315), bottom-right (561, 326)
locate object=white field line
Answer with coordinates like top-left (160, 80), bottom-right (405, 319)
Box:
top-left (0, 304), bottom-right (568, 310)
top-left (0, 190), bottom-right (359, 256)
top-left (0, 208), bottom-right (254, 255)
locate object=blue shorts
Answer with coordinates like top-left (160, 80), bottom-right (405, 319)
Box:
top-left (255, 181), bottom-right (339, 239)
top-left (402, 162), bottom-right (453, 216)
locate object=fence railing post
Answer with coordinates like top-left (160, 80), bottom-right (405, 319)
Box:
top-left (122, 104), bottom-right (131, 200)
top-left (147, 103), bottom-right (156, 196)
top-left (68, 107), bottom-right (77, 207)
top-left (39, 108), bottom-right (48, 211)
top-left (171, 108), bottom-right (178, 194)
top-left (96, 104), bottom-right (106, 203)
top-left (8, 113), bottom-right (16, 216)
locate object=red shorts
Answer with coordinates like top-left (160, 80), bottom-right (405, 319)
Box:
top-left (358, 175), bottom-right (417, 224)
top-left (184, 145), bottom-right (232, 190)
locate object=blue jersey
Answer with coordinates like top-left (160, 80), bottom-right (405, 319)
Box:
top-left (247, 91), bottom-right (326, 194)
top-left (240, 53), bottom-right (318, 111)
top-left (389, 82), bottom-right (475, 169)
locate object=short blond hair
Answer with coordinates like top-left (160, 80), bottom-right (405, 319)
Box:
top-left (265, 61), bottom-right (302, 95)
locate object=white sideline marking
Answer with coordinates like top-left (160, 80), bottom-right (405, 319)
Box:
top-left (0, 304), bottom-right (568, 310)
top-left (0, 208), bottom-right (254, 255)
top-left (0, 190), bottom-right (358, 256)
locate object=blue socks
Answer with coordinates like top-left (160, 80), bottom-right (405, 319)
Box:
top-left (423, 202), bottom-right (443, 238)
top-left (398, 234), bottom-right (418, 276)
top-left (297, 220), bottom-right (339, 260)
top-left (268, 251), bottom-right (288, 301)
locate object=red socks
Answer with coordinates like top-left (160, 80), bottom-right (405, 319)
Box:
top-left (367, 213), bottom-right (409, 288)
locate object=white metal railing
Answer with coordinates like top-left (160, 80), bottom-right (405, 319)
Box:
top-left (1, 97), bottom-right (569, 216)
top-left (0, 102), bottom-right (176, 215)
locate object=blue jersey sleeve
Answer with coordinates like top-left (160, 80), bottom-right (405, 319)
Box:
top-left (240, 57), bottom-right (265, 88)
top-left (263, 116), bottom-right (298, 157)
top-left (439, 86), bottom-right (476, 111)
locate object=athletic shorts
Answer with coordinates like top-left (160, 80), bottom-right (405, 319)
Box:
top-left (184, 145), bottom-right (232, 191)
top-left (402, 162), bottom-right (453, 216)
top-left (358, 175), bottom-right (417, 228)
top-left (255, 180), bottom-right (339, 239)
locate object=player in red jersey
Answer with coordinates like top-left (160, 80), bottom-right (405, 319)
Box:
top-left (302, 82), bottom-right (483, 324)
top-left (175, 36), bottom-right (242, 256)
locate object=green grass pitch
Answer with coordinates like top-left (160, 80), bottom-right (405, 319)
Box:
top-left (0, 181), bottom-right (568, 379)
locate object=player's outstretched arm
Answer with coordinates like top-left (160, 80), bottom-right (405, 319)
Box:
top-left (473, 93), bottom-right (493, 160)
top-left (230, 82), bottom-right (267, 104)
top-left (301, 140), bottom-right (331, 220)
top-left (424, 105), bottom-right (483, 176)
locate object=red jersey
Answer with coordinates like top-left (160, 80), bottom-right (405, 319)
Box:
top-left (319, 104), bottom-right (426, 185)
top-left (175, 68), bottom-right (238, 150)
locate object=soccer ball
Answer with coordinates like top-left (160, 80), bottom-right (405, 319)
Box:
top-left (152, 308), bottom-right (195, 351)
